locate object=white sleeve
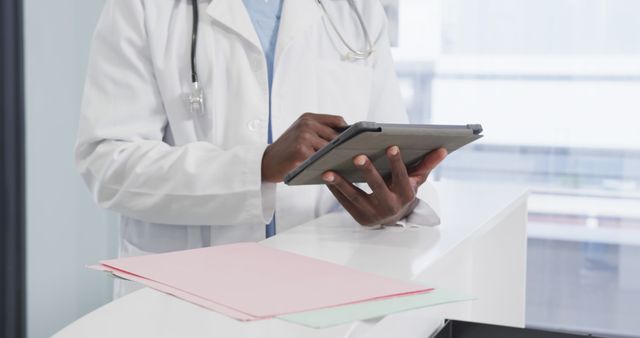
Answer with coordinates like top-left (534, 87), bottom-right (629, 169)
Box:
top-left (384, 180), bottom-right (441, 228)
top-left (75, 0), bottom-right (275, 226)
top-left (404, 200), bottom-right (441, 226)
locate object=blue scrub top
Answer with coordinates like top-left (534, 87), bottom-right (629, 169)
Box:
top-left (242, 0), bottom-right (284, 237)
top-left (242, 0), bottom-right (284, 95)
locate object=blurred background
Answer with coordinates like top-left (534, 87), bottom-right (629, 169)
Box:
top-left (14, 0), bottom-right (640, 337)
top-left (391, 0), bottom-right (640, 337)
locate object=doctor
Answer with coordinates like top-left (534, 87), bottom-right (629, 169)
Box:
top-left (76, 0), bottom-right (446, 295)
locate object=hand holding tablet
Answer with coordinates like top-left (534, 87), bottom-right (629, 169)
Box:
top-left (284, 121), bottom-right (483, 226)
top-left (284, 122), bottom-right (483, 185)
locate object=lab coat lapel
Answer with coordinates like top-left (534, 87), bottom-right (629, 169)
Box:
top-left (206, 0), bottom-right (262, 52)
top-left (275, 0), bottom-right (321, 66)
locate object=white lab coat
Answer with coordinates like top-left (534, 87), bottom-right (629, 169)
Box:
top-left (76, 0), bottom-right (439, 296)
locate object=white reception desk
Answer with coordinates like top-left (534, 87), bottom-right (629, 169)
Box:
top-left (55, 181), bottom-right (528, 338)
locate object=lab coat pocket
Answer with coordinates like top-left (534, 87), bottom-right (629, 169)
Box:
top-left (315, 60), bottom-right (373, 123)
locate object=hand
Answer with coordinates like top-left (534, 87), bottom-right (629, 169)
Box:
top-left (262, 113), bottom-right (347, 183)
top-left (322, 147), bottom-right (447, 226)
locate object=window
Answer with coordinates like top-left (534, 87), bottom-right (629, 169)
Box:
top-left (391, 0), bottom-right (640, 336)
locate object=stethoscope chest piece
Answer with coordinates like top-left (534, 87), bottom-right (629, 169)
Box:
top-left (187, 0), bottom-right (205, 116)
top-left (187, 81), bottom-right (205, 116)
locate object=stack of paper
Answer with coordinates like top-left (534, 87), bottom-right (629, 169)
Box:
top-left (93, 243), bottom-right (470, 327)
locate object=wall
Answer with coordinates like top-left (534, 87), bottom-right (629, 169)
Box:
top-left (23, 0), bottom-right (118, 337)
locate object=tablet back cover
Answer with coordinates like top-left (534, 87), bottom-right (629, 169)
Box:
top-left (286, 124), bottom-right (482, 185)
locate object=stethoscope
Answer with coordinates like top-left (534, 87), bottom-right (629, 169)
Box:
top-left (187, 0), bottom-right (375, 115)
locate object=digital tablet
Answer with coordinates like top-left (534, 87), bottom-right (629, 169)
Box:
top-left (284, 122), bottom-right (483, 186)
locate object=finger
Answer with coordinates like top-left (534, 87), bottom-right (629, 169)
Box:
top-left (297, 113), bottom-right (346, 141)
top-left (313, 123), bottom-right (341, 142)
top-left (308, 134), bottom-right (329, 151)
top-left (387, 146), bottom-right (413, 195)
top-left (353, 155), bottom-right (390, 197)
top-left (291, 146), bottom-right (316, 170)
top-left (325, 184), bottom-right (356, 210)
top-left (327, 184), bottom-right (362, 218)
top-left (301, 112), bottom-right (348, 129)
top-left (325, 185), bottom-right (370, 224)
top-left (323, 174), bottom-right (376, 225)
top-left (297, 129), bottom-right (330, 152)
top-left (322, 171), bottom-right (373, 212)
top-left (409, 148), bottom-right (448, 181)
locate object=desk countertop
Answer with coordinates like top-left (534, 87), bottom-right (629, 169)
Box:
top-left (54, 181), bottom-right (528, 338)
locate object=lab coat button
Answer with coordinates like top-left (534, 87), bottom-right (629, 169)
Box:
top-left (247, 119), bottom-right (263, 131)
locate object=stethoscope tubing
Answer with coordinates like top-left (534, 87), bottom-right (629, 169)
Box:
top-left (189, 0), bottom-right (374, 85)
top-left (316, 0), bottom-right (374, 60)
top-left (191, 0), bottom-right (199, 84)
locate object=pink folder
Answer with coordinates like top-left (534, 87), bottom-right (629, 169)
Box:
top-left (97, 243), bottom-right (432, 321)
top-left (92, 264), bottom-right (256, 320)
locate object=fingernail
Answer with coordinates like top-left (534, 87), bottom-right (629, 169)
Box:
top-left (354, 155), bottom-right (367, 166)
top-left (322, 172), bottom-right (335, 183)
top-left (389, 146), bottom-right (399, 156)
